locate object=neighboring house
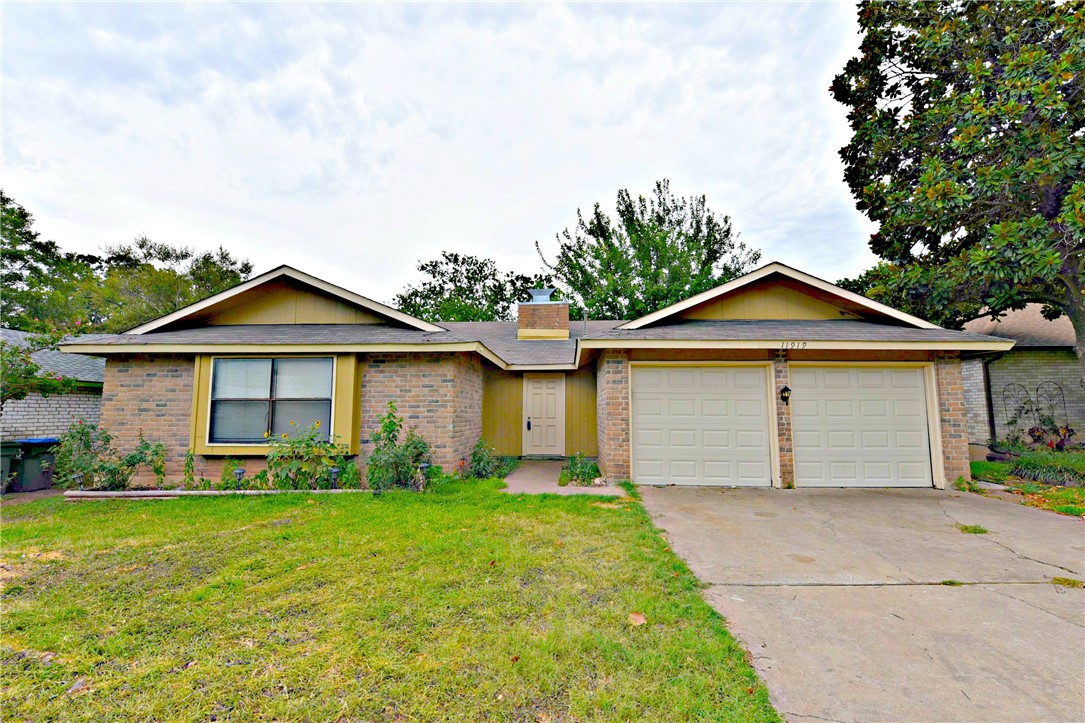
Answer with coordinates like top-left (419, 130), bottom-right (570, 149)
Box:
top-left (962, 305), bottom-right (1084, 449)
top-left (59, 262), bottom-right (1010, 488)
top-left (1, 328), bottom-right (106, 440)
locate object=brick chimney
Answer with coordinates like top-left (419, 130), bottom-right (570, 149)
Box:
top-left (517, 288), bottom-right (569, 340)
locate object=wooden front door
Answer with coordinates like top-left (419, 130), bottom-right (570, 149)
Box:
top-left (522, 373), bottom-right (566, 456)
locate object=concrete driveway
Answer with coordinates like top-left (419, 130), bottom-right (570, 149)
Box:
top-left (640, 487), bottom-right (1085, 723)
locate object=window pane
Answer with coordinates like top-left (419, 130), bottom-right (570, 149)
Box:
top-left (273, 358), bottom-right (333, 398)
top-left (272, 401), bottom-right (331, 440)
top-left (212, 359), bottom-right (272, 399)
top-left (210, 400), bottom-right (270, 442)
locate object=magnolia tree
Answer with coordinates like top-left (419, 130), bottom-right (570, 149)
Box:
top-left (830, 1), bottom-right (1085, 375)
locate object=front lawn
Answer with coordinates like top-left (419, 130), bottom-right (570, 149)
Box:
top-left (0, 480), bottom-right (777, 721)
top-left (969, 460), bottom-right (1085, 517)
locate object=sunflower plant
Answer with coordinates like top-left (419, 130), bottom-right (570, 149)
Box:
top-left (265, 420), bottom-right (360, 490)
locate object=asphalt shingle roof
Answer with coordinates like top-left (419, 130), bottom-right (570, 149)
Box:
top-left (2, 328), bottom-right (105, 383)
top-left (60, 317), bottom-right (1001, 367)
top-left (963, 304), bottom-right (1075, 347)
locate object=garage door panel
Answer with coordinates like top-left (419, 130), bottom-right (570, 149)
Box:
top-left (791, 366), bottom-right (933, 488)
top-left (632, 366), bottom-right (772, 487)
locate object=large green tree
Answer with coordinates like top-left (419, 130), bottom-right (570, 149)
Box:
top-left (830, 2), bottom-right (1085, 368)
top-left (1, 191), bottom-right (253, 333)
top-left (394, 252), bottom-right (552, 322)
top-left (537, 180), bottom-right (760, 320)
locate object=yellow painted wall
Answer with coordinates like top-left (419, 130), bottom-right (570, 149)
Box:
top-left (483, 367), bottom-right (598, 457)
top-left (206, 281), bottom-right (386, 325)
top-left (679, 280), bottom-right (860, 321)
top-left (565, 367), bottom-right (597, 456)
top-left (482, 368), bottom-right (523, 456)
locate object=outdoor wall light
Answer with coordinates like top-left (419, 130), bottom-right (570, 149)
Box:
top-left (73, 472), bottom-right (85, 491)
top-left (780, 386), bottom-right (792, 405)
top-left (233, 466), bottom-right (245, 490)
top-left (329, 466), bottom-right (339, 490)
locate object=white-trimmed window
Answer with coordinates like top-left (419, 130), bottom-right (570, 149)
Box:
top-left (209, 358), bottom-right (334, 444)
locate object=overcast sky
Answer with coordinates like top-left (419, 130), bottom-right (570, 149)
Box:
top-left (2, 2), bottom-right (877, 304)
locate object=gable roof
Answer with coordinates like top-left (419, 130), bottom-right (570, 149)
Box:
top-left (126, 265), bottom-right (446, 334)
top-left (1, 328), bottom-right (105, 384)
top-left (963, 304), bottom-right (1076, 348)
top-left (616, 262), bottom-right (941, 331)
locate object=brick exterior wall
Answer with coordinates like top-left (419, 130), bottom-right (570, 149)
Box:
top-left (773, 354), bottom-right (794, 488)
top-left (961, 359), bottom-right (991, 444)
top-left (982, 350), bottom-right (1085, 440)
top-left (935, 353), bottom-right (971, 484)
top-left (595, 350), bottom-right (630, 480)
top-left (361, 352), bottom-right (483, 475)
top-left (1, 390), bottom-right (102, 441)
top-left (99, 355), bottom-right (200, 486)
top-left (517, 302), bottom-right (569, 332)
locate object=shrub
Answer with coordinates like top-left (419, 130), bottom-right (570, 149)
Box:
top-left (266, 421), bottom-right (361, 490)
top-left (367, 401), bottom-right (432, 492)
top-left (1010, 450), bottom-right (1085, 487)
top-left (465, 437), bottom-right (518, 479)
top-left (559, 452), bottom-right (601, 486)
top-left (52, 423), bottom-right (166, 490)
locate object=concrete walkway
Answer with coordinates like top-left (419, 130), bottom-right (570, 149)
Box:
top-left (641, 486), bottom-right (1084, 723)
top-left (502, 460), bottom-right (624, 496)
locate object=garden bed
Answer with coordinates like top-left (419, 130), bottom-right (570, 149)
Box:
top-left (64, 489), bottom-right (365, 500)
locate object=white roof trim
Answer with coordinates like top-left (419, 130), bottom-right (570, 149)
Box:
top-left (126, 266), bottom-right (446, 334)
top-left (616, 262), bottom-right (941, 331)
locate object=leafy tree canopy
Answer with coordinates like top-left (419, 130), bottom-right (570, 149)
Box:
top-left (537, 180), bottom-right (760, 320)
top-left (1, 191), bottom-right (253, 333)
top-left (830, 1), bottom-right (1085, 362)
top-left (0, 330), bottom-right (78, 408)
top-left (394, 252), bottom-right (552, 322)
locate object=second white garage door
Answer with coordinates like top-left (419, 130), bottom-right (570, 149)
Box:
top-left (632, 366), bottom-right (773, 486)
top-left (790, 366), bottom-right (934, 488)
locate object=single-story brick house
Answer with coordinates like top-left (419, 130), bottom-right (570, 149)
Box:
top-left (60, 262), bottom-right (1011, 488)
top-left (961, 305), bottom-right (1084, 451)
top-left (1, 328), bottom-right (105, 441)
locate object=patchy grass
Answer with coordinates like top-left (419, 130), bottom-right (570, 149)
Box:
top-left (1052, 577), bottom-right (1084, 588)
top-left (957, 523), bottom-right (989, 534)
top-left (969, 461), bottom-right (1011, 484)
top-left (940, 580), bottom-right (964, 586)
top-left (0, 479), bottom-right (777, 721)
top-left (1007, 482), bottom-right (1085, 517)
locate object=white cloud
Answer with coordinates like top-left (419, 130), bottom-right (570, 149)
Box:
top-left (2, 2), bottom-right (878, 304)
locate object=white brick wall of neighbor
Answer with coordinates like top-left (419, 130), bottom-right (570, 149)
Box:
top-left (0, 391), bottom-right (103, 440)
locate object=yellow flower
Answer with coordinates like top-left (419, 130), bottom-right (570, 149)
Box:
top-left (281, 433), bottom-right (289, 439)
top-left (314, 420), bottom-right (321, 428)
top-left (263, 431), bottom-right (270, 438)
top-left (290, 420), bottom-right (296, 426)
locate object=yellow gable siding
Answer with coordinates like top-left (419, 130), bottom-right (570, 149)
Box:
top-left (679, 280), bottom-right (860, 321)
top-left (206, 281), bottom-right (386, 325)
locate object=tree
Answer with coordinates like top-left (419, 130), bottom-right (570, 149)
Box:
top-left (394, 252), bottom-right (552, 322)
top-left (836, 261), bottom-right (985, 328)
top-left (0, 330), bottom-right (77, 409)
top-left (536, 180), bottom-right (760, 320)
top-left (89, 237), bottom-right (254, 332)
top-left (1, 191), bottom-right (101, 332)
top-left (830, 2), bottom-right (1085, 372)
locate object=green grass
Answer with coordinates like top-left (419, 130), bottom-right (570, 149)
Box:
top-left (969, 460), bottom-right (1011, 484)
top-left (1052, 577), bottom-right (1084, 588)
top-left (956, 523), bottom-right (989, 534)
top-left (1008, 481), bottom-right (1085, 517)
top-left (1009, 450), bottom-right (1085, 486)
top-left (0, 480), bottom-right (777, 721)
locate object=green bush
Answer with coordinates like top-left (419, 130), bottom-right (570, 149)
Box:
top-left (466, 438), bottom-right (518, 479)
top-left (51, 423), bottom-right (166, 490)
top-left (1010, 450), bottom-right (1085, 487)
top-left (559, 452), bottom-right (601, 487)
top-left (366, 401), bottom-right (432, 492)
top-left (266, 421), bottom-right (361, 490)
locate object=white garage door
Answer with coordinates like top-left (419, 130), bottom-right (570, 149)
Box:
top-left (790, 366), bottom-right (933, 488)
top-left (632, 366), bottom-right (772, 486)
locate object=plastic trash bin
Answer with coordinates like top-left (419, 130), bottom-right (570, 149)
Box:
top-left (12, 438), bottom-right (60, 492)
top-left (1, 441), bottom-right (21, 494)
